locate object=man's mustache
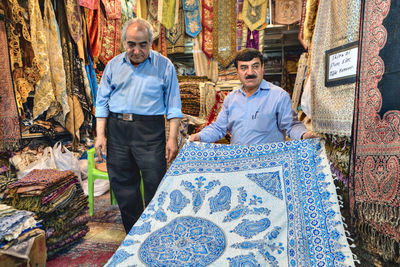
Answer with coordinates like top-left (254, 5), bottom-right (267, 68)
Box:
top-left (245, 75), bottom-right (257, 79)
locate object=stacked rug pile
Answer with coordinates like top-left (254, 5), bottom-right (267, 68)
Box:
top-left (3, 169), bottom-right (89, 258)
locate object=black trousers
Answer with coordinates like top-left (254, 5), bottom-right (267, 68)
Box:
top-left (106, 113), bottom-right (166, 233)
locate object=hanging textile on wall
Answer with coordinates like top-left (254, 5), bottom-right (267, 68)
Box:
top-left (148, 0), bottom-right (161, 40)
top-left (166, 9), bottom-right (185, 54)
top-left (79, 0), bottom-right (98, 9)
top-left (64, 0), bottom-right (83, 45)
top-left (98, 0), bottom-right (121, 66)
top-left (298, 0), bottom-right (318, 49)
top-left (0, 18), bottom-right (21, 151)
top-left (273, 0), bottom-right (301, 25)
top-left (3, 0), bottom-right (42, 117)
top-left (56, 0), bottom-right (91, 143)
top-left (201, 0), bottom-right (213, 59)
top-left (350, 0), bottom-right (400, 262)
top-left (43, 0), bottom-right (70, 126)
top-left (158, 0), bottom-right (176, 30)
top-left (291, 52), bottom-right (308, 112)
top-left (86, 4), bottom-right (100, 62)
top-left (182, 0), bottom-right (201, 38)
top-left (245, 29), bottom-right (259, 49)
top-left (28, 0), bottom-right (57, 120)
top-left (105, 140), bottom-right (355, 266)
top-left (309, 0), bottom-right (361, 136)
top-left (193, 36), bottom-right (218, 82)
top-left (213, 0), bottom-right (237, 68)
top-left (242, 0), bottom-right (267, 31)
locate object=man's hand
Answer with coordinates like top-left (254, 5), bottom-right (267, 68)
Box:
top-left (95, 117), bottom-right (107, 161)
top-left (166, 118), bottom-right (180, 164)
top-left (165, 137), bottom-right (178, 164)
top-left (302, 131), bottom-right (319, 139)
top-left (94, 136), bottom-right (106, 162)
top-left (189, 133), bottom-right (201, 142)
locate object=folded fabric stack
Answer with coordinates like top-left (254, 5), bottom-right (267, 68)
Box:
top-left (0, 175), bottom-right (17, 200)
top-left (0, 204), bottom-right (44, 261)
top-left (3, 169), bottom-right (89, 259)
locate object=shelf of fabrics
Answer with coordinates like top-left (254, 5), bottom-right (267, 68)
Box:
top-left (0, 204), bottom-right (46, 265)
top-left (2, 169), bottom-right (89, 259)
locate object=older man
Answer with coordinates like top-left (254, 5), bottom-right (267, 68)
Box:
top-left (95, 18), bottom-right (182, 233)
top-left (190, 48), bottom-right (314, 144)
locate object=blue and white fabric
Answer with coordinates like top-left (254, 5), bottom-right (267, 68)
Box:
top-left (182, 0), bottom-right (202, 38)
top-left (105, 139), bottom-right (354, 266)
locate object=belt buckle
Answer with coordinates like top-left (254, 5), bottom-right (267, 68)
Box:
top-left (122, 113), bottom-right (133, 121)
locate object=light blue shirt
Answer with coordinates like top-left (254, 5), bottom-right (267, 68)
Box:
top-left (199, 80), bottom-right (307, 144)
top-left (95, 50), bottom-right (183, 120)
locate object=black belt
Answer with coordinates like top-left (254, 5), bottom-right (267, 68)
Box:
top-left (109, 112), bottom-right (164, 121)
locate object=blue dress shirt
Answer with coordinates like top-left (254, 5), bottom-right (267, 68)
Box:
top-left (199, 80), bottom-right (307, 144)
top-left (95, 50), bottom-right (183, 120)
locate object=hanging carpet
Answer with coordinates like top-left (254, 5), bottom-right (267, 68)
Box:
top-left (350, 0), bottom-right (400, 262)
top-left (242, 0), bottom-right (267, 31)
top-left (105, 139), bottom-right (354, 266)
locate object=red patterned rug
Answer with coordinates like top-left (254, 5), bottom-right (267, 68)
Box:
top-left (47, 193), bottom-right (125, 266)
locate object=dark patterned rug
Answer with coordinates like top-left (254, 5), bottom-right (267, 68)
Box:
top-left (47, 193), bottom-right (125, 267)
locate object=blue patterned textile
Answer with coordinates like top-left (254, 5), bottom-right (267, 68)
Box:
top-left (182, 0), bottom-right (202, 38)
top-left (105, 139), bottom-right (354, 266)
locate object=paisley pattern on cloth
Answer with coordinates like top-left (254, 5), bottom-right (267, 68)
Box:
top-left (0, 19), bottom-right (21, 151)
top-left (350, 0), bottom-right (400, 262)
top-left (106, 139), bottom-right (354, 266)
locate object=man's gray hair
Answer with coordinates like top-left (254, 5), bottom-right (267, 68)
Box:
top-left (122, 18), bottom-right (154, 43)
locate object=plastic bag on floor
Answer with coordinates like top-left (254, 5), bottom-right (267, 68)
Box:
top-left (52, 142), bottom-right (82, 182)
top-left (81, 179), bottom-right (110, 197)
top-left (16, 147), bottom-right (57, 178)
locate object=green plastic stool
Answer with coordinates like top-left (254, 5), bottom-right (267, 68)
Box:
top-left (87, 147), bottom-right (145, 216)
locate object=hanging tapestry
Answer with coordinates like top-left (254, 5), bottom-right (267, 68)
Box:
top-left (0, 19), bottom-right (21, 151)
top-left (105, 139), bottom-right (354, 266)
top-left (3, 0), bottom-right (42, 117)
top-left (201, 0), bottom-right (213, 59)
top-left (166, 9), bottom-right (185, 54)
top-left (182, 0), bottom-right (201, 38)
top-left (242, 0), bottom-right (267, 31)
top-left (86, 6), bottom-right (100, 62)
top-left (213, 0), bottom-right (237, 68)
top-left (350, 0), bottom-right (400, 262)
top-left (64, 0), bottom-right (83, 44)
top-left (28, 0), bottom-right (57, 120)
top-left (246, 29), bottom-right (259, 49)
top-left (273, 0), bottom-right (301, 25)
top-left (148, 0), bottom-right (161, 40)
top-left (98, 0), bottom-right (121, 66)
top-left (159, 0), bottom-right (176, 30)
top-left (309, 0), bottom-right (360, 136)
top-left (79, 0), bottom-right (98, 9)
top-left (43, 0), bottom-right (70, 126)
top-left (291, 52), bottom-right (308, 112)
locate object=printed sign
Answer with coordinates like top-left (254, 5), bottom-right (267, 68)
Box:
top-left (325, 41), bottom-right (358, 87)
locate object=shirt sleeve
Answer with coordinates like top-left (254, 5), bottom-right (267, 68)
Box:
top-left (164, 63), bottom-right (183, 120)
top-left (95, 62), bottom-right (112, 118)
top-left (198, 95), bottom-right (230, 143)
top-left (276, 91), bottom-right (307, 140)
